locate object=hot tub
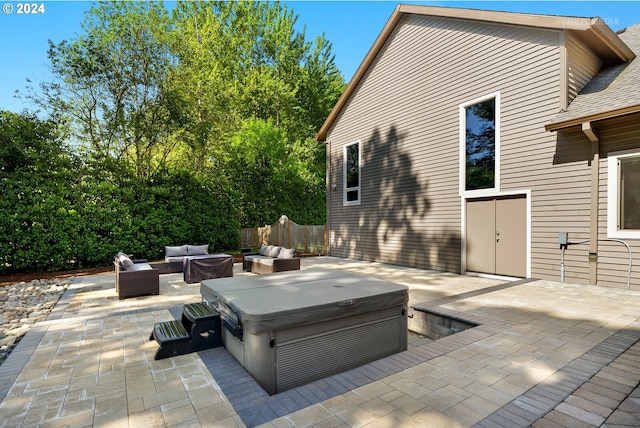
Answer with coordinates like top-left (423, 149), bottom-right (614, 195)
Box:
top-left (200, 268), bottom-right (408, 395)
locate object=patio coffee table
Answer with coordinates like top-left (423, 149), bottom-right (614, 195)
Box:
top-left (183, 254), bottom-right (233, 284)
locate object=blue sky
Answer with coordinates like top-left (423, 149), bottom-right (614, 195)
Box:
top-left (1, 1), bottom-right (639, 114)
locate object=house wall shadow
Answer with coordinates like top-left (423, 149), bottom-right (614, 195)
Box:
top-left (332, 125), bottom-right (462, 273)
top-left (552, 128), bottom-right (592, 165)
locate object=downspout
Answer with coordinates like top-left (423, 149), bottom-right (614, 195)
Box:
top-left (582, 121), bottom-right (600, 285)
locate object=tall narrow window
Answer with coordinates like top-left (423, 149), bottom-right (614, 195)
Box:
top-left (607, 151), bottom-right (640, 238)
top-left (344, 140), bottom-right (361, 206)
top-left (465, 98), bottom-right (496, 191)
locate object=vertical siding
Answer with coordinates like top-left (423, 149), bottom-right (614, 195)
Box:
top-left (326, 14), bottom-right (562, 273)
top-left (566, 32), bottom-right (602, 103)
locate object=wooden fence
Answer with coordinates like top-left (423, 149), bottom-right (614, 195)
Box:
top-left (240, 215), bottom-right (326, 255)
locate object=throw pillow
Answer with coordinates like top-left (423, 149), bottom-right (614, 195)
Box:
top-left (117, 252), bottom-right (134, 267)
top-left (278, 248), bottom-right (296, 259)
top-left (259, 244), bottom-right (268, 256)
top-left (268, 246), bottom-right (282, 257)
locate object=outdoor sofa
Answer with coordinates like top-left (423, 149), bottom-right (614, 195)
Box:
top-left (114, 252), bottom-right (159, 299)
top-left (242, 244), bottom-right (300, 274)
top-left (163, 244), bottom-right (210, 273)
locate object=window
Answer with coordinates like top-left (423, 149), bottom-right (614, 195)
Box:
top-left (460, 93), bottom-right (500, 195)
top-left (343, 140), bottom-right (361, 206)
top-left (608, 150), bottom-right (640, 238)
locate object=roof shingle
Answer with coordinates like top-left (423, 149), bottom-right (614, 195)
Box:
top-left (546, 23), bottom-right (640, 130)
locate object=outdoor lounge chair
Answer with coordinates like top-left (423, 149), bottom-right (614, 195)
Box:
top-left (114, 252), bottom-right (160, 299)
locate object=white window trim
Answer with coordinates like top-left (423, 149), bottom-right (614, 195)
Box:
top-left (343, 139), bottom-right (362, 206)
top-left (607, 149), bottom-right (640, 239)
top-left (459, 91), bottom-right (501, 197)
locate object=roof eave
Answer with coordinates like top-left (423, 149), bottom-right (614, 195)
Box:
top-left (397, 5), bottom-right (635, 62)
top-left (316, 4), bottom-right (636, 142)
top-left (400, 4), bottom-right (589, 30)
top-left (545, 104), bottom-right (640, 132)
top-left (316, 5), bottom-right (404, 142)
top-left (575, 18), bottom-right (636, 63)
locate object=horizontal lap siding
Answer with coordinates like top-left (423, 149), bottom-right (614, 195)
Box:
top-left (597, 117), bottom-right (640, 289)
top-left (530, 126), bottom-right (592, 284)
top-left (327, 14), bottom-right (562, 274)
top-left (567, 33), bottom-right (602, 103)
top-left (534, 117), bottom-right (640, 289)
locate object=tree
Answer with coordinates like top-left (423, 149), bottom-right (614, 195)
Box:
top-left (34, 1), bottom-right (175, 179)
top-left (227, 118), bottom-right (327, 226)
top-left (24, 0), bottom-right (344, 233)
top-left (227, 118), bottom-right (288, 226)
top-left (168, 1), bottom-right (343, 225)
top-left (169, 1), bottom-right (238, 176)
top-left (0, 110), bottom-right (71, 175)
top-left (297, 35), bottom-right (345, 135)
top-left (169, 1), bottom-right (333, 173)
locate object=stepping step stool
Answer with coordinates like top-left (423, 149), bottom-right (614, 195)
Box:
top-left (181, 302), bottom-right (222, 351)
top-left (150, 320), bottom-right (190, 360)
top-left (150, 303), bottom-right (222, 360)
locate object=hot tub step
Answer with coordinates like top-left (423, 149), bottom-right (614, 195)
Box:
top-left (150, 320), bottom-right (191, 360)
top-left (181, 303), bottom-right (222, 351)
top-left (149, 304), bottom-right (222, 360)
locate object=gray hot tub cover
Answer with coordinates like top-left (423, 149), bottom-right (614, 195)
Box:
top-left (200, 268), bottom-right (408, 334)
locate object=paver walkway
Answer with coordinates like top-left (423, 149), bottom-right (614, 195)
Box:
top-left (0, 256), bottom-right (639, 427)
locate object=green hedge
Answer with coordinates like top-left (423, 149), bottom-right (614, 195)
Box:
top-left (0, 111), bottom-right (239, 274)
top-left (0, 170), bottom-right (239, 274)
top-left (0, 169), bottom-right (239, 274)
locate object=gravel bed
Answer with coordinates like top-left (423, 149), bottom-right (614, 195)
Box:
top-left (0, 278), bottom-right (71, 365)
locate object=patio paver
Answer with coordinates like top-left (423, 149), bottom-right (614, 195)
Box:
top-left (0, 257), bottom-right (640, 427)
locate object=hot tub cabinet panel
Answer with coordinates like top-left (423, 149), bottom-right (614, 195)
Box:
top-left (201, 269), bottom-right (408, 395)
